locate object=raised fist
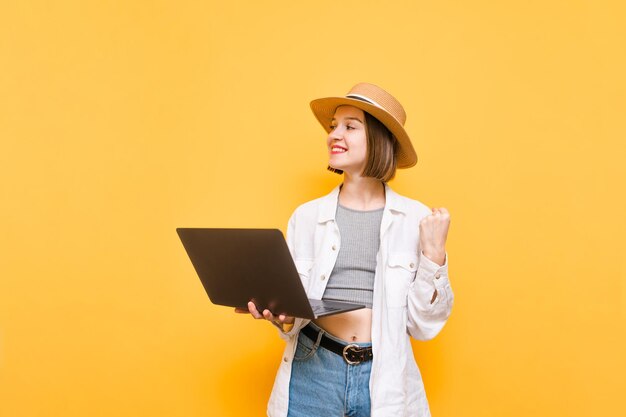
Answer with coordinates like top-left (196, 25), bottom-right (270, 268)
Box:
top-left (419, 207), bottom-right (451, 266)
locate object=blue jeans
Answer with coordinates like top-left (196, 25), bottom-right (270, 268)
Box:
top-left (287, 322), bottom-right (372, 417)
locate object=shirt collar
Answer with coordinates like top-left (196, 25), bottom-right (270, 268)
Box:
top-left (317, 182), bottom-right (407, 223)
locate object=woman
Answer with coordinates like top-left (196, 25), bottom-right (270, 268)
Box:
top-left (236, 83), bottom-right (454, 417)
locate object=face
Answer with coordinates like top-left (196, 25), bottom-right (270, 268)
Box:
top-left (327, 105), bottom-right (367, 175)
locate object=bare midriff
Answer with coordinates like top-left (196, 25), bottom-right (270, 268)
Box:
top-left (313, 307), bottom-right (372, 343)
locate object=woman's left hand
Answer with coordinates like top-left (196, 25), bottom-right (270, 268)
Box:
top-left (419, 207), bottom-right (451, 266)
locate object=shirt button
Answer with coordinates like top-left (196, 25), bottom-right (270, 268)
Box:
top-left (283, 357), bottom-right (288, 362)
top-left (332, 245), bottom-right (337, 251)
top-left (435, 273), bottom-right (441, 279)
top-left (321, 274), bottom-right (326, 281)
top-left (409, 262), bottom-right (415, 268)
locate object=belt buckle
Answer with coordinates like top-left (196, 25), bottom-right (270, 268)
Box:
top-left (342, 344), bottom-right (362, 365)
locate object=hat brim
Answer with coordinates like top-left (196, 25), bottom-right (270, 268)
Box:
top-left (310, 96), bottom-right (417, 168)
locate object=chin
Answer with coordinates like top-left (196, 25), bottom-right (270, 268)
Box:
top-left (328, 163), bottom-right (347, 171)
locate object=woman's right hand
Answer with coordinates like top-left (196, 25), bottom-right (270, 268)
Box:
top-left (234, 301), bottom-right (295, 328)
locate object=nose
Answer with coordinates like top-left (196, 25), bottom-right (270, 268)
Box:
top-left (328, 125), bottom-right (345, 140)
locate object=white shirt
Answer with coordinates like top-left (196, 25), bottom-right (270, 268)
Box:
top-left (267, 183), bottom-right (454, 417)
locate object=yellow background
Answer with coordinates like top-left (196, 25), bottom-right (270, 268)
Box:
top-left (1, 1), bottom-right (624, 416)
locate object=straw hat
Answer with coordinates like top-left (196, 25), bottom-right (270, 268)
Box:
top-left (310, 82), bottom-right (417, 168)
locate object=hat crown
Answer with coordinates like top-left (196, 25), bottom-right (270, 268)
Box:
top-left (345, 83), bottom-right (407, 125)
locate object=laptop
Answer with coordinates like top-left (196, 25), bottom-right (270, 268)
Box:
top-left (176, 228), bottom-right (365, 319)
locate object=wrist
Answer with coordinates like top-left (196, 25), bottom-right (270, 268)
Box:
top-left (422, 248), bottom-right (446, 266)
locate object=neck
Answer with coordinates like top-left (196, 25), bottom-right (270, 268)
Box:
top-left (338, 173), bottom-right (385, 211)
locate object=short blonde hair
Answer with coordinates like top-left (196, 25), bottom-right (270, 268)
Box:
top-left (327, 111), bottom-right (398, 182)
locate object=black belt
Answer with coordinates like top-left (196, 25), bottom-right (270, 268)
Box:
top-left (301, 323), bottom-right (373, 365)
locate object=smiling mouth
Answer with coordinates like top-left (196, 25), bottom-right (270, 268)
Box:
top-left (330, 146), bottom-right (347, 153)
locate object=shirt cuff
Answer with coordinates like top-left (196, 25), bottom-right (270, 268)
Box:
top-left (418, 250), bottom-right (449, 287)
top-left (273, 317), bottom-right (306, 338)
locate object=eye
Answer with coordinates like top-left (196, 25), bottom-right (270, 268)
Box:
top-left (329, 125), bottom-right (336, 130)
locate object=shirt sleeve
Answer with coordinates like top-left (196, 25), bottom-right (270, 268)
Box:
top-left (275, 208), bottom-right (311, 341)
top-left (406, 249), bottom-right (454, 341)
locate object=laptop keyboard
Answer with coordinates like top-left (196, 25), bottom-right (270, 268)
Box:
top-left (312, 305), bottom-right (341, 314)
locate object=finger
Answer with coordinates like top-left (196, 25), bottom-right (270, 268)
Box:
top-left (433, 207), bottom-right (450, 220)
top-left (279, 314), bottom-right (295, 324)
top-left (248, 301), bottom-right (263, 319)
top-left (278, 314), bottom-right (293, 324)
top-left (263, 309), bottom-right (275, 321)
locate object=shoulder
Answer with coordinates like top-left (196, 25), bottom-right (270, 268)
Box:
top-left (294, 194), bottom-right (327, 212)
top-left (288, 195), bottom-right (324, 224)
top-left (288, 185), bottom-right (339, 223)
top-left (404, 196), bottom-right (432, 216)
top-left (388, 187), bottom-right (432, 218)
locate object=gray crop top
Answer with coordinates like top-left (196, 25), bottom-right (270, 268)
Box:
top-left (321, 203), bottom-right (384, 309)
